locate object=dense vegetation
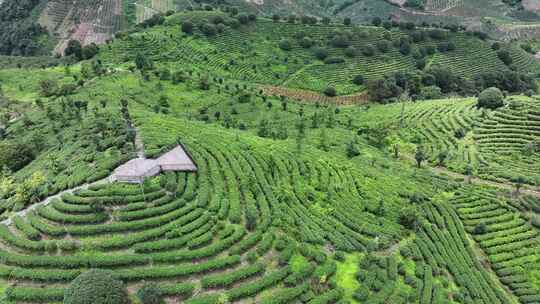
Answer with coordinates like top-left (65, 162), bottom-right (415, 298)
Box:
top-left (99, 10), bottom-right (540, 100)
top-left (0, 0), bottom-right (49, 56)
top-left (0, 5), bottom-right (539, 304)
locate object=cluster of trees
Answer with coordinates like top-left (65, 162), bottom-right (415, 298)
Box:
top-left (64, 40), bottom-right (99, 61)
top-left (279, 24), bottom-right (461, 71)
top-left (138, 13), bottom-right (166, 28)
top-left (180, 12), bottom-right (256, 37)
top-left (0, 0), bottom-right (47, 56)
top-left (368, 66), bottom-right (537, 102)
top-left (0, 141), bottom-right (34, 172)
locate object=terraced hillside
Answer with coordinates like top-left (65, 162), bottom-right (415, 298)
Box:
top-left (2, 55), bottom-right (538, 302)
top-left (3, 5), bottom-right (540, 304)
top-left (352, 95), bottom-right (540, 186)
top-left (451, 187), bottom-right (540, 304)
top-left (0, 69), bottom-right (467, 302)
top-left (99, 11), bottom-right (540, 96)
top-left (238, 0), bottom-right (540, 40)
top-left (38, 0), bottom-right (126, 54)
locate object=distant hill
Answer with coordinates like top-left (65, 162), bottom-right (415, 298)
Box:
top-left (0, 0), bottom-right (131, 56)
top-left (99, 10), bottom-right (540, 97)
top-left (2, 0), bottom-right (540, 56)
top-left (127, 0), bottom-right (540, 41)
top-left (37, 0), bottom-right (127, 54)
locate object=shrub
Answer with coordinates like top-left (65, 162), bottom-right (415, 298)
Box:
top-left (200, 23), bottom-right (217, 36)
top-left (352, 75), bottom-right (364, 85)
top-left (299, 37), bottom-right (313, 48)
top-left (279, 39), bottom-right (292, 51)
top-left (344, 46), bottom-right (357, 57)
top-left (420, 86), bottom-right (442, 100)
top-left (237, 13), bottom-right (249, 24)
top-left (64, 39), bottom-right (82, 60)
top-left (399, 207), bottom-right (418, 230)
top-left (82, 43), bottom-right (99, 60)
top-left (313, 47), bottom-right (329, 60)
top-left (0, 142), bottom-right (35, 172)
top-left (330, 34), bottom-right (350, 48)
top-left (497, 50), bottom-right (513, 65)
top-left (376, 40), bottom-right (390, 53)
top-left (324, 87), bottom-right (337, 97)
top-left (137, 283), bottom-right (163, 304)
top-left (361, 45), bottom-right (375, 57)
top-left (399, 43), bottom-right (411, 55)
top-left (333, 251), bottom-right (346, 261)
top-left (63, 269), bottom-right (129, 304)
top-left (477, 87), bottom-right (504, 109)
top-left (473, 222), bottom-right (487, 235)
top-left (323, 57), bottom-right (345, 64)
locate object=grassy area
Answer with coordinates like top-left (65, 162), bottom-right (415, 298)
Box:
top-left (336, 253), bottom-right (362, 302)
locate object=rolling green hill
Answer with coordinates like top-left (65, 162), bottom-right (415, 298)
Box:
top-left (1, 6), bottom-right (540, 304)
top-left (97, 10), bottom-right (540, 97)
top-left (2, 63), bottom-right (540, 304)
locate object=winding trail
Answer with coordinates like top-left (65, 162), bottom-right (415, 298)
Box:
top-left (401, 154), bottom-right (540, 198)
top-left (430, 165), bottom-right (540, 198)
top-left (1, 126), bottom-right (146, 227)
top-left (1, 178), bottom-right (109, 226)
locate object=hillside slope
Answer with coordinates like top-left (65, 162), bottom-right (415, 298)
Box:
top-left (2, 63), bottom-right (539, 304)
top-left (1, 7), bottom-right (540, 304)
top-left (239, 0), bottom-right (540, 40)
top-left (98, 10), bottom-right (540, 97)
top-left (38, 0), bottom-right (126, 54)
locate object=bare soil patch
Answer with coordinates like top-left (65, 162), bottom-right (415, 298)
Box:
top-left (260, 85), bottom-right (369, 106)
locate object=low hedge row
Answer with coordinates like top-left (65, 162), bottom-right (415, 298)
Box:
top-left (201, 262), bottom-right (266, 288)
top-left (115, 255), bottom-right (241, 281)
top-left (12, 215), bottom-right (41, 241)
top-left (308, 289), bottom-right (343, 304)
top-left (166, 213), bottom-right (212, 238)
top-left (226, 266), bottom-right (291, 301)
top-left (229, 230), bottom-right (263, 255)
top-left (260, 283), bottom-right (309, 304)
top-left (37, 205), bottom-right (109, 225)
top-left (134, 220), bottom-right (212, 253)
top-left (159, 282), bottom-right (196, 297)
top-left (183, 294), bottom-right (221, 304)
top-left (187, 230), bottom-right (214, 249)
top-left (5, 286), bottom-right (65, 302)
top-left (65, 202), bottom-right (198, 236)
top-left (51, 199), bottom-right (95, 214)
top-left (116, 196), bottom-right (181, 221)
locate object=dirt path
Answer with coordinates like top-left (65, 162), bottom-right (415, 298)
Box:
top-left (1, 177), bottom-right (110, 226)
top-left (0, 124), bottom-right (145, 226)
top-left (401, 154), bottom-right (540, 198)
top-left (430, 165), bottom-right (540, 198)
top-left (135, 128), bottom-right (145, 158)
top-left (260, 85), bottom-right (369, 105)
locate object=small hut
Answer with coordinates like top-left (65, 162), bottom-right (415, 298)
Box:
top-left (156, 145), bottom-right (197, 172)
top-left (111, 144), bottom-right (197, 183)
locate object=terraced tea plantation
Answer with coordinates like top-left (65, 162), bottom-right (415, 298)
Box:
top-left (0, 97), bottom-right (451, 303)
top-left (2, 5), bottom-right (540, 304)
top-left (348, 95), bottom-right (540, 186)
top-left (99, 11), bottom-right (540, 96)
